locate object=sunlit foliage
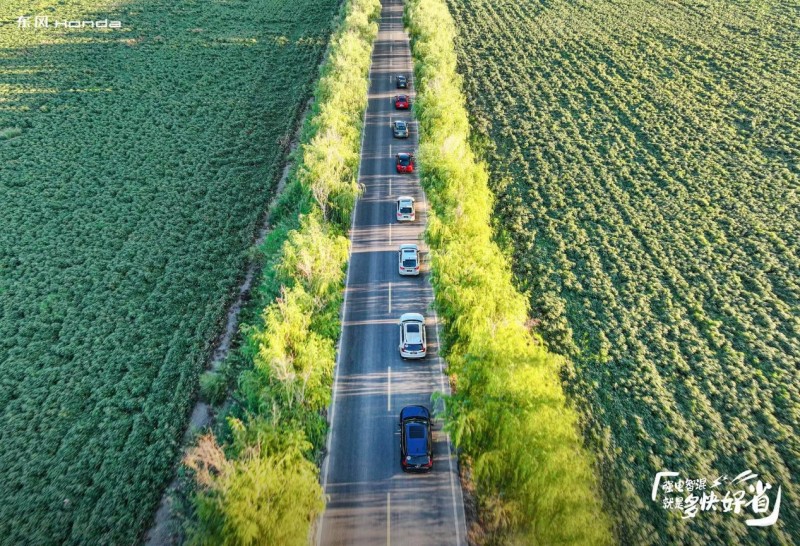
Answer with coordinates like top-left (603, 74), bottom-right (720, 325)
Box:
top-left (185, 424), bottom-right (323, 546)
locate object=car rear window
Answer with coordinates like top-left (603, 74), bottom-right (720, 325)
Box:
top-left (400, 206), bottom-right (413, 213)
top-left (406, 343), bottom-right (424, 351)
top-left (399, 157), bottom-right (410, 165)
top-left (403, 258), bottom-right (417, 268)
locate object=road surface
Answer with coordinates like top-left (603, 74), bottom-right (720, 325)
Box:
top-left (318, 0), bottom-right (468, 544)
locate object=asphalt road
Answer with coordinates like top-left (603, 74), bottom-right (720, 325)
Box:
top-left (317, 1), bottom-right (468, 544)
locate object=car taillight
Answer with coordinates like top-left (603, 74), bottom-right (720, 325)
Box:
top-left (403, 343), bottom-right (408, 349)
top-left (414, 266), bottom-right (419, 270)
top-left (424, 458), bottom-right (432, 468)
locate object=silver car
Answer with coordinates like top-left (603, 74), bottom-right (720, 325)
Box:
top-left (393, 120), bottom-right (409, 138)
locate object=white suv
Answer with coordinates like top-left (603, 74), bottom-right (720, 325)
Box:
top-left (396, 196), bottom-right (415, 222)
top-left (398, 244), bottom-right (420, 276)
top-left (399, 313), bottom-right (427, 359)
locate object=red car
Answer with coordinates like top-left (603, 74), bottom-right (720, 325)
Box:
top-left (394, 94), bottom-right (410, 109)
top-left (396, 153), bottom-right (415, 173)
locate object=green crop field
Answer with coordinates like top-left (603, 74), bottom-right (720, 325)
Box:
top-left (0, 0), bottom-right (340, 542)
top-left (445, 0), bottom-right (799, 543)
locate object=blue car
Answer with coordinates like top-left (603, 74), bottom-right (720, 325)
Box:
top-left (399, 405), bottom-right (433, 472)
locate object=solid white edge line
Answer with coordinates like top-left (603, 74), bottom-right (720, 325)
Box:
top-left (387, 366), bottom-right (392, 412)
top-left (388, 282), bottom-right (392, 313)
top-left (317, 24), bottom-right (375, 546)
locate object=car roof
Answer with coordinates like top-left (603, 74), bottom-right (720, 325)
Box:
top-left (396, 152), bottom-right (411, 159)
top-left (397, 95), bottom-right (407, 99)
top-left (405, 422), bottom-right (429, 455)
top-left (394, 120), bottom-right (407, 126)
top-left (400, 312), bottom-right (425, 323)
top-left (397, 195), bottom-right (414, 202)
top-left (404, 327), bottom-right (423, 344)
top-left (400, 405), bottom-right (430, 420)
top-left (399, 243), bottom-right (418, 251)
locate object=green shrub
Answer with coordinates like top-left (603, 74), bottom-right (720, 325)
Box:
top-left (199, 371), bottom-right (228, 407)
top-left (185, 425), bottom-right (323, 546)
